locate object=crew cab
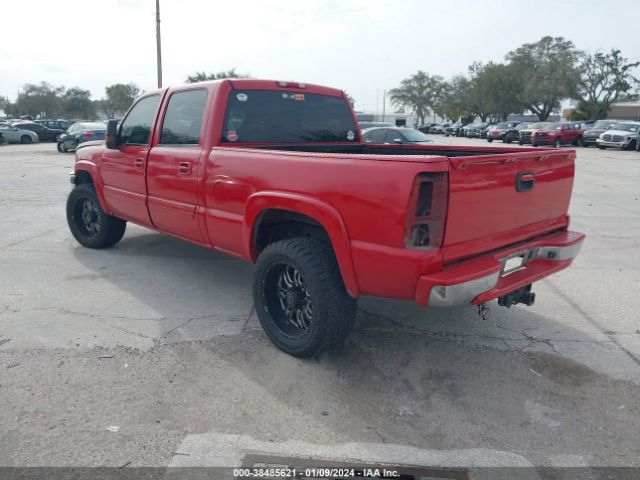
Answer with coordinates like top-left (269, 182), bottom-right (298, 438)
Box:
top-left (531, 122), bottom-right (583, 147)
top-left (518, 122), bottom-right (554, 144)
top-left (66, 79), bottom-right (585, 357)
top-left (486, 122), bottom-right (520, 143)
top-left (596, 121), bottom-right (640, 150)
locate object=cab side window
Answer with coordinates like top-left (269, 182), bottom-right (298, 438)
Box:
top-left (120, 95), bottom-right (161, 145)
top-left (160, 89), bottom-right (208, 145)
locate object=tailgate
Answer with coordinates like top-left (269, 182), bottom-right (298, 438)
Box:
top-left (442, 149), bottom-right (575, 263)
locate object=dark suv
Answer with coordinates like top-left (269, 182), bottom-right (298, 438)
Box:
top-left (13, 122), bottom-right (63, 142)
top-left (581, 120), bottom-right (619, 147)
top-left (35, 119), bottom-right (74, 131)
top-left (486, 122), bottom-right (520, 143)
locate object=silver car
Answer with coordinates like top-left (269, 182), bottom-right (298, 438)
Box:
top-left (0, 123), bottom-right (39, 144)
top-left (596, 121), bottom-right (640, 150)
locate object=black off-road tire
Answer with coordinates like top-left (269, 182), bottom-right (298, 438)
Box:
top-left (21, 135), bottom-right (32, 144)
top-left (599, 145), bottom-right (606, 150)
top-left (66, 183), bottom-right (126, 249)
top-left (487, 138), bottom-right (493, 143)
top-left (626, 140), bottom-right (637, 151)
top-left (253, 237), bottom-right (357, 357)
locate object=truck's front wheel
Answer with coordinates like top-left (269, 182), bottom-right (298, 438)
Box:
top-left (253, 238), bottom-right (356, 357)
top-left (66, 183), bottom-right (126, 248)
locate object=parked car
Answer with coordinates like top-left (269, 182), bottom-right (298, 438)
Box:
top-left (465, 122), bottom-right (490, 138)
top-left (444, 122), bottom-right (468, 137)
top-left (13, 122), bottom-right (63, 142)
top-left (362, 127), bottom-right (434, 145)
top-left (596, 121), bottom-right (640, 150)
top-left (57, 122), bottom-right (106, 152)
top-left (0, 122), bottom-right (40, 144)
top-left (518, 122), bottom-right (554, 145)
top-left (429, 123), bottom-right (450, 134)
top-left (486, 122), bottom-right (520, 143)
top-left (581, 120), bottom-right (620, 147)
top-left (66, 78), bottom-right (584, 357)
top-left (36, 119), bottom-right (74, 131)
top-left (573, 120), bottom-right (596, 130)
top-left (479, 123), bottom-right (496, 139)
top-left (531, 122), bottom-right (583, 147)
top-left (417, 123), bottom-right (437, 133)
top-left (0, 131), bottom-right (4, 144)
top-left (358, 121), bottom-right (394, 130)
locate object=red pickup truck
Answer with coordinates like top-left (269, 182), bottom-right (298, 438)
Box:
top-left (531, 122), bottom-right (584, 147)
top-left (66, 79), bottom-right (584, 357)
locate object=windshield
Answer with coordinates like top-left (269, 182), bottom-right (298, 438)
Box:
top-left (592, 121), bottom-right (615, 129)
top-left (222, 90), bottom-right (358, 143)
top-left (401, 129), bottom-right (430, 142)
top-left (529, 122), bottom-right (552, 129)
top-left (611, 122), bottom-right (640, 133)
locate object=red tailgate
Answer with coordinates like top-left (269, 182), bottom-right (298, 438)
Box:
top-left (442, 149), bottom-right (575, 263)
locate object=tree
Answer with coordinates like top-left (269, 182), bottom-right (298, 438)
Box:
top-left (12, 82), bottom-right (65, 118)
top-left (389, 71), bottom-right (445, 126)
top-left (506, 36), bottom-right (581, 120)
top-left (472, 63), bottom-right (524, 121)
top-left (99, 83), bottom-right (141, 118)
top-left (434, 76), bottom-right (475, 123)
top-left (0, 96), bottom-right (10, 113)
top-left (62, 87), bottom-right (95, 119)
top-left (185, 68), bottom-right (247, 83)
top-left (573, 49), bottom-right (640, 119)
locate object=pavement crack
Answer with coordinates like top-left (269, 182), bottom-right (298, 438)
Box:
top-left (546, 279), bottom-right (640, 367)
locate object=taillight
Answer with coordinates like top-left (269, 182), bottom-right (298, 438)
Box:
top-left (82, 132), bottom-right (94, 137)
top-left (404, 173), bottom-right (448, 250)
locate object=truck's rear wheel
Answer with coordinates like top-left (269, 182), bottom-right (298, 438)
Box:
top-left (66, 183), bottom-right (126, 248)
top-left (253, 237), bottom-right (356, 357)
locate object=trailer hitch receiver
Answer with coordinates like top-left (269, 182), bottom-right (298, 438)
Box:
top-left (498, 284), bottom-right (536, 308)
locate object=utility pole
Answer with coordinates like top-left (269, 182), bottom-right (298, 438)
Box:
top-left (381, 90), bottom-right (386, 122)
top-left (155, 0), bottom-right (163, 88)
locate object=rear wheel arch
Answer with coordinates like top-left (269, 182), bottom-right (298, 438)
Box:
top-left (244, 193), bottom-right (360, 297)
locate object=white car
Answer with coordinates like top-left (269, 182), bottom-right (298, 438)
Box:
top-left (596, 121), bottom-right (640, 150)
top-left (0, 123), bottom-right (39, 144)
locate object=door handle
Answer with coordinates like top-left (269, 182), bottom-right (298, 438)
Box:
top-left (178, 161), bottom-right (192, 175)
top-left (516, 172), bottom-right (535, 192)
top-left (134, 158), bottom-right (144, 169)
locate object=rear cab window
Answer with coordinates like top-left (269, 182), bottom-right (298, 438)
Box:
top-left (222, 90), bottom-right (358, 143)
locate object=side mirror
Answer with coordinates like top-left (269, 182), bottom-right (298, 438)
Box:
top-left (105, 119), bottom-right (119, 149)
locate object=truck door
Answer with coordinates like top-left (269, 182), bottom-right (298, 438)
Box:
top-left (101, 94), bottom-right (161, 227)
top-left (146, 88), bottom-right (209, 243)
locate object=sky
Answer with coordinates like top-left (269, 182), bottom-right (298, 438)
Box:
top-left (1, 0), bottom-right (639, 113)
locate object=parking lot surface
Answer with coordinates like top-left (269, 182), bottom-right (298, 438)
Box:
top-left (1, 139), bottom-right (639, 475)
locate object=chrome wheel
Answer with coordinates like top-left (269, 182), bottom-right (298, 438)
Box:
top-left (276, 265), bottom-right (313, 330)
top-left (74, 198), bottom-right (101, 236)
top-left (264, 262), bottom-right (313, 337)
